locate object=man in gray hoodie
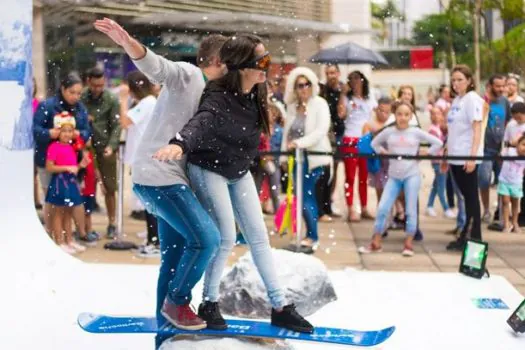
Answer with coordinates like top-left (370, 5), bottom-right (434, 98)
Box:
top-left (94, 17), bottom-right (227, 346)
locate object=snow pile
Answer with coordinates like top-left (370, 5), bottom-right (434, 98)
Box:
top-left (219, 249), bottom-right (337, 318)
top-left (159, 336), bottom-right (295, 350)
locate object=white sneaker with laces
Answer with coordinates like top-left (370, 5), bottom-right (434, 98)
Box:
top-left (444, 209), bottom-right (457, 219)
top-left (137, 244), bottom-right (161, 258)
top-left (60, 243), bottom-right (76, 255)
top-left (69, 241), bottom-right (86, 253)
top-left (425, 208), bottom-right (437, 217)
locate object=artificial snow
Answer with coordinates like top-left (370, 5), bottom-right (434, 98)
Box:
top-left (219, 249), bottom-right (337, 318)
top-left (160, 336), bottom-right (295, 350)
top-left (1, 149), bottom-right (525, 350)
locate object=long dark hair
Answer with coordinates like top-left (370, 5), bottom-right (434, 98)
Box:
top-left (214, 34), bottom-right (270, 135)
top-left (346, 70), bottom-right (370, 100)
top-left (126, 71), bottom-right (154, 101)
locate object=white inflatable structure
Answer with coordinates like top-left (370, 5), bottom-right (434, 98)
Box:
top-left (1, 1), bottom-right (524, 348)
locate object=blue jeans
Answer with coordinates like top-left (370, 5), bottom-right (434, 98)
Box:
top-left (188, 163), bottom-right (287, 309)
top-left (478, 159), bottom-right (501, 189)
top-left (132, 184), bottom-right (220, 315)
top-left (449, 169), bottom-right (466, 230)
top-left (427, 163), bottom-right (450, 211)
top-left (374, 174), bottom-right (421, 236)
top-left (294, 162), bottom-right (324, 242)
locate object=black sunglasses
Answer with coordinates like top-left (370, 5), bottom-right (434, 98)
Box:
top-left (296, 82), bottom-right (312, 90)
top-left (234, 52), bottom-right (272, 71)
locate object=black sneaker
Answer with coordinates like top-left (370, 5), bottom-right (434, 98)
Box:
top-left (77, 231), bottom-right (99, 246)
top-left (130, 210), bottom-right (147, 221)
top-left (446, 238), bottom-right (466, 251)
top-left (107, 224), bottom-right (117, 239)
top-left (271, 304), bottom-right (313, 334)
top-left (413, 229), bottom-right (424, 242)
top-left (381, 231), bottom-right (389, 238)
top-left (488, 222), bottom-right (503, 232)
top-left (445, 227), bottom-right (461, 236)
top-left (198, 301), bottom-right (227, 330)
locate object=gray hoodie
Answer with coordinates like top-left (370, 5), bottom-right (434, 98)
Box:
top-left (372, 126), bottom-right (443, 179)
top-left (131, 49), bottom-right (206, 186)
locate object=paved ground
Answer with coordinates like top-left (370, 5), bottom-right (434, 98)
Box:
top-left (37, 160), bottom-right (525, 297)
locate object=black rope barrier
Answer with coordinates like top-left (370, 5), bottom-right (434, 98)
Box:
top-left (260, 150), bottom-right (525, 161)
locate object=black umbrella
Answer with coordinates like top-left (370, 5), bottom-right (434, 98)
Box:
top-left (309, 42), bottom-right (389, 66)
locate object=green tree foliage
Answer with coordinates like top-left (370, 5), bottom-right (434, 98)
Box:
top-left (411, 13), bottom-right (474, 66)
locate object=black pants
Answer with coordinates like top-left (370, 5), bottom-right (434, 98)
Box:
top-left (145, 210), bottom-right (159, 246)
top-left (316, 165), bottom-right (332, 217)
top-left (450, 165), bottom-right (482, 240)
top-left (446, 174), bottom-right (455, 209)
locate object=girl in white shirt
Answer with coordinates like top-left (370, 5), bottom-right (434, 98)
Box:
top-left (385, 85), bottom-right (421, 127)
top-left (337, 71), bottom-right (376, 222)
top-left (119, 71), bottom-right (159, 256)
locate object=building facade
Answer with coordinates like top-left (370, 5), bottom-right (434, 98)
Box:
top-left (33, 0), bottom-right (372, 95)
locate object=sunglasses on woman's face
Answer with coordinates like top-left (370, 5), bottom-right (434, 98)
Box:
top-left (296, 82), bottom-right (312, 90)
top-left (251, 52), bottom-right (272, 71)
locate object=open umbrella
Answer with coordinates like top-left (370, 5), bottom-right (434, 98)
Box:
top-left (309, 42), bottom-right (389, 66)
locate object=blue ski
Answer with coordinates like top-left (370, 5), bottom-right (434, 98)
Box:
top-left (78, 312), bottom-right (395, 347)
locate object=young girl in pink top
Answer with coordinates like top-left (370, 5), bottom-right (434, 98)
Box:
top-left (45, 112), bottom-right (86, 255)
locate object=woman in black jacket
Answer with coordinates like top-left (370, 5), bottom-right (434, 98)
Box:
top-left (154, 35), bottom-right (313, 334)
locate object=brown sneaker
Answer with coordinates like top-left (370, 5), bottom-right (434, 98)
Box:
top-left (360, 209), bottom-right (375, 220)
top-left (161, 299), bottom-right (207, 331)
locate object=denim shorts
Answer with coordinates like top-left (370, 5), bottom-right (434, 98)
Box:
top-left (497, 182), bottom-right (523, 198)
top-left (478, 160), bottom-right (494, 189)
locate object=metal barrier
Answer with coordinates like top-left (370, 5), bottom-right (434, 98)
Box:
top-left (104, 140), bottom-right (137, 251)
top-left (104, 142), bottom-right (525, 253)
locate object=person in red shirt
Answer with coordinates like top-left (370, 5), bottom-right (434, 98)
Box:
top-left (78, 139), bottom-right (100, 244)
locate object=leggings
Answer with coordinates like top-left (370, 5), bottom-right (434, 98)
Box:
top-left (450, 165), bottom-right (482, 241)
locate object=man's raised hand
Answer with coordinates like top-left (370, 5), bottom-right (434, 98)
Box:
top-left (94, 18), bottom-right (132, 47)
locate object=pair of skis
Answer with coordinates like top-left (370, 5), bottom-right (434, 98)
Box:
top-left (78, 312), bottom-right (395, 347)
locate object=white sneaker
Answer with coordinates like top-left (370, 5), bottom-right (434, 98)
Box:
top-left (425, 208), bottom-right (437, 217)
top-left (136, 231), bottom-right (147, 239)
top-left (482, 211), bottom-right (492, 223)
top-left (444, 209), bottom-right (457, 219)
top-left (69, 241), bottom-right (86, 253)
top-left (59, 243), bottom-right (77, 255)
top-left (331, 204), bottom-right (343, 217)
top-left (137, 244), bottom-right (161, 258)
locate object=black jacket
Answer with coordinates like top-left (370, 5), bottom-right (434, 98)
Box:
top-left (319, 82), bottom-right (345, 138)
top-left (170, 82), bottom-right (262, 180)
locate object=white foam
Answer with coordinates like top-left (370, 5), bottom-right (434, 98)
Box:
top-left (1, 150), bottom-right (524, 350)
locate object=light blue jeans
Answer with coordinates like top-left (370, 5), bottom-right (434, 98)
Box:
top-left (374, 174), bottom-right (421, 236)
top-left (449, 169), bottom-right (466, 231)
top-left (427, 163), bottom-right (450, 211)
top-left (187, 163), bottom-right (287, 309)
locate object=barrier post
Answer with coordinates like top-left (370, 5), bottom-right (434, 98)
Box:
top-left (295, 147), bottom-right (304, 250)
top-left (104, 140), bottom-right (138, 251)
top-left (284, 148), bottom-right (312, 253)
